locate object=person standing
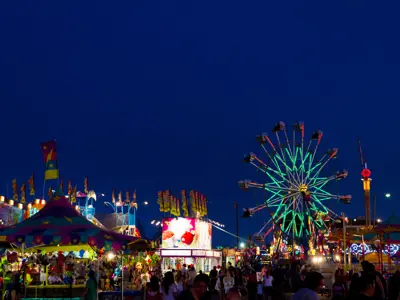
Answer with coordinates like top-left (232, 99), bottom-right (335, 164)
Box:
top-left (292, 271), bottom-right (324, 300)
top-left (84, 270), bottom-right (98, 300)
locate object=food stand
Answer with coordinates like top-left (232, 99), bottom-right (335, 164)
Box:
top-left (161, 217), bottom-right (221, 272)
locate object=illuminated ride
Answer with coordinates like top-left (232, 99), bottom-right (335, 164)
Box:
top-left (238, 121), bottom-right (352, 258)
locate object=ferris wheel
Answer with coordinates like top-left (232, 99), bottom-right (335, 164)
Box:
top-left (238, 121), bottom-right (351, 241)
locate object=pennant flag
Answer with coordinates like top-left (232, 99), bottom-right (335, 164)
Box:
top-left (20, 182), bottom-right (26, 204)
top-left (48, 185), bottom-right (53, 199)
top-left (190, 190), bottom-right (197, 216)
top-left (12, 179), bottom-right (18, 201)
top-left (157, 191), bottom-right (165, 212)
top-left (112, 189), bottom-right (116, 203)
top-left (163, 190), bottom-right (171, 213)
top-left (40, 141), bottom-right (59, 180)
top-left (71, 185), bottom-right (77, 203)
top-left (68, 180), bottom-right (72, 196)
top-left (170, 195), bottom-right (177, 216)
top-left (133, 190), bottom-right (137, 203)
top-left (28, 173), bottom-right (35, 196)
top-left (125, 189), bottom-right (130, 206)
top-left (181, 190), bottom-right (189, 217)
top-left (84, 177), bottom-right (88, 194)
top-left (60, 177), bottom-right (64, 191)
top-left (118, 190), bottom-right (122, 204)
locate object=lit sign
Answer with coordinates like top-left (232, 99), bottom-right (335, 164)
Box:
top-left (206, 251), bottom-right (214, 257)
top-left (192, 250), bottom-right (206, 256)
top-left (161, 249), bottom-right (192, 257)
top-left (162, 218), bottom-right (212, 250)
top-left (213, 251), bottom-right (221, 257)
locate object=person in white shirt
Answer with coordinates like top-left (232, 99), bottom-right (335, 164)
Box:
top-left (263, 269), bottom-right (274, 300)
top-left (163, 271), bottom-right (178, 300)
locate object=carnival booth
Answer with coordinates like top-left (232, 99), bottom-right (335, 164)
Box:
top-left (160, 217), bottom-right (221, 273)
top-left (0, 188), bottom-right (138, 299)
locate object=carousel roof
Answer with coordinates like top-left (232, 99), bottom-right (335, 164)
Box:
top-left (0, 188), bottom-right (137, 251)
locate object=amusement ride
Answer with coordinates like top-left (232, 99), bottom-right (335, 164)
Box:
top-left (239, 121), bottom-right (352, 259)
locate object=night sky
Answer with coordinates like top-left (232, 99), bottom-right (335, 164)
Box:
top-left (0, 1), bottom-right (398, 246)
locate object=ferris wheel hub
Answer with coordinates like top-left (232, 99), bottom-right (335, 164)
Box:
top-left (299, 184), bottom-right (308, 193)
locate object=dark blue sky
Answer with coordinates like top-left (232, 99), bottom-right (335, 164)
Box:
top-left (0, 1), bottom-right (398, 246)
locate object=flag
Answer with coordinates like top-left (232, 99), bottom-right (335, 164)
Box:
top-left (175, 196), bottom-right (181, 217)
top-left (170, 195), bottom-right (177, 216)
top-left (181, 190), bottom-right (189, 217)
top-left (68, 180), bottom-right (72, 195)
top-left (12, 179), bottom-right (18, 201)
top-left (48, 185), bottom-right (52, 199)
top-left (60, 177), bottom-right (64, 191)
top-left (84, 177), bottom-right (88, 194)
top-left (157, 191), bottom-right (165, 212)
top-left (125, 189), bottom-right (130, 206)
top-left (20, 182), bottom-right (26, 204)
top-left (112, 189), bottom-right (116, 203)
top-left (133, 190), bottom-right (137, 203)
top-left (118, 190), bottom-right (122, 204)
top-left (203, 195), bottom-right (208, 216)
top-left (71, 185), bottom-right (77, 203)
top-left (41, 141), bottom-right (59, 180)
top-left (163, 190), bottom-right (171, 212)
top-left (28, 173), bottom-right (35, 196)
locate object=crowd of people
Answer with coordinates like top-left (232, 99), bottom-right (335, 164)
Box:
top-left (127, 261), bottom-right (400, 300)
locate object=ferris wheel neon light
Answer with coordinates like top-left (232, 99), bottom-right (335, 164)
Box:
top-left (239, 121), bottom-right (351, 239)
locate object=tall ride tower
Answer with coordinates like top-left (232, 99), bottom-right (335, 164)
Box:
top-left (359, 139), bottom-right (372, 227)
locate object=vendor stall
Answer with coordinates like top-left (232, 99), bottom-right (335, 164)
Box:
top-left (160, 217), bottom-right (221, 272)
top-left (0, 188), bottom-right (138, 299)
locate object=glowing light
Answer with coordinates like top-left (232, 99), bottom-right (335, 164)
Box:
top-left (27, 203), bottom-right (32, 209)
top-left (41, 200), bottom-right (46, 205)
top-left (312, 256), bottom-right (323, 264)
top-left (0, 196), bottom-right (4, 202)
top-left (8, 200), bottom-right (14, 206)
top-left (240, 242), bottom-right (245, 249)
top-left (18, 203), bottom-right (23, 209)
top-left (151, 220), bottom-right (155, 224)
top-left (144, 201), bottom-right (148, 205)
top-left (35, 199), bottom-right (40, 204)
top-left (156, 221), bottom-right (161, 226)
top-left (385, 193), bottom-right (391, 198)
top-left (377, 218), bottom-right (382, 223)
top-left (75, 205), bottom-right (79, 211)
top-left (107, 252), bottom-right (115, 260)
top-left (334, 255), bottom-right (340, 261)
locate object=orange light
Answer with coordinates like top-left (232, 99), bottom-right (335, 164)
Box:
top-left (362, 178), bottom-right (371, 191)
top-left (75, 205), bottom-right (79, 211)
top-left (35, 199), bottom-right (40, 204)
top-left (27, 203), bottom-right (32, 209)
top-left (0, 196), bottom-right (4, 202)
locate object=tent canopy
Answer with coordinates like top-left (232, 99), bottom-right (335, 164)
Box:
top-left (0, 188), bottom-right (137, 251)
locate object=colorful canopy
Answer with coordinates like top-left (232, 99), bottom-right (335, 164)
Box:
top-left (0, 188), bottom-right (136, 251)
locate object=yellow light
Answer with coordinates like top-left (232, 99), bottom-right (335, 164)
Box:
top-left (75, 205), bottom-right (79, 211)
top-left (27, 203), bottom-right (32, 209)
top-left (0, 196), bottom-right (4, 202)
top-left (362, 178), bottom-right (371, 191)
top-left (18, 203), bottom-right (23, 209)
top-left (8, 200), bottom-right (14, 206)
top-left (107, 252), bottom-right (115, 260)
top-left (41, 200), bottom-right (46, 205)
top-left (35, 199), bottom-right (40, 204)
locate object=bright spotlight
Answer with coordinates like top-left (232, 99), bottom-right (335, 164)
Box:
top-left (377, 218), bottom-right (382, 223)
top-left (151, 220), bottom-right (155, 224)
top-left (107, 252), bottom-right (115, 260)
top-left (240, 242), bottom-right (245, 249)
top-left (144, 201), bottom-right (148, 205)
top-left (385, 193), bottom-right (391, 198)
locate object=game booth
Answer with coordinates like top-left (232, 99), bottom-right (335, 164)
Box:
top-left (0, 189), bottom-right (139, 300)
top-left (161, 217), bottom-right (221, 273)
